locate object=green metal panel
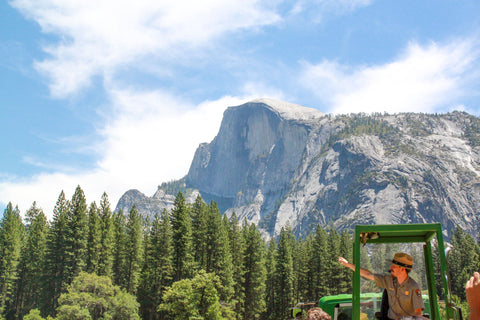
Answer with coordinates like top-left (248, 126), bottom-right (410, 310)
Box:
top-left (435, 225), bottom-right (455, 319)
top-left (353, 227), bottom-right (361, 320)
top-left (424, 242), bottom-right (441, 320)
top-left (353, 223), bottom-right (451, 320)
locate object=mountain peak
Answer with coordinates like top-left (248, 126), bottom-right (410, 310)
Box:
top-left (249, 98), bottom-right (324, 121)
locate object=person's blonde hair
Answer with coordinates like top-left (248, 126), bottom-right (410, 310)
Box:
top-left (306, 307), bottom-right (331, 320)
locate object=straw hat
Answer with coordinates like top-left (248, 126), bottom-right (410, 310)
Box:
top-left (386, 252), bottom-right (413, 270)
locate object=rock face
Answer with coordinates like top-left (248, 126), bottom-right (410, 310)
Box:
top-left (116, 98), bottom-right (480, 239)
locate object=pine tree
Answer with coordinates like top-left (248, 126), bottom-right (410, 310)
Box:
top-left (171, 192), bottom-right (195, 281)
top-left (138, 210), bottom-right (174, 320)
top-left (273, 226), bottom-right (295, 319)
top-left (292, 236), bottom-right (310, 303)
top-left (191, 195), bottom-right (209, 271)
top-left (263, 239), bottom-right (277, 320)
top-left (337, 230), bottom-right (352, 293)
top-left (13, 202), bottom-right (48, 318)
top-left (97, 193), bottom-right (114, 278)
top-left (326, 228), bottom-right (341, 295)
top-left (242, 221), bottom-right (266, 320)
top-left (0, 203), bottom-right (24, 317)
top-left (306, 225), bottom-right (329, 300)
top-left (448, 226), bottom-right (480, 299)
top-left (42, 191), bottom-right (70, 316)
top-left (206, 202), bottom-right (234, 303)
top-left (66, 185), bottom-right (89, 283)
top-left (124, 205), bottom-right (143, 294)
top-left (227, 212), bottom-right (245, 319)
top-left (112, 209), bottom-right (127, 288)
top-left (86, 201), bottom-right (101, 274)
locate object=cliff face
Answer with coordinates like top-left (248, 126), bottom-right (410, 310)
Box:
top-left (186, 99), bottom-right (327, 226)
top-left (116, 99), bottom-right (480, 239)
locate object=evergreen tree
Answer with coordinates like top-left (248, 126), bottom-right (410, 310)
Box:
top-left (66, 185), bottom-right (89, 283)
top-left (292, 236), bottom-right (310, 303)
top-left (139, 210), bottom-right (174, 320)
top-left (42, 191), bottom-right (70, 316)
top-left (112, 209), bottom-right (127, 288)
top-left (326, 228), bottom-right (341, 295)
top-left (13, 202), bottom-right (48, 318)
top-left (227, 213), bottom-right (245, 319)
top-left (206, 202), bottom-right (234, 303)
top-left (191, 195), bottom-right (209, 271)
top-left (86, 201), bottom-right (101, 274)
top-left (306, 225), bottom-right (329, 300)
top-left (124, 205), bottom-right (144, 295)
top-left (171, 192), bottom-right (195, 281)
top-left (97, 193), bottom-right (114, 278)
top-left (448, 226), bottom-right (480, 299)
top-left (242, 222), bottom-right (266, 320)
top-left (273, 226), bottom-right (295, 319)
top-left (263, 239), bottom-right (277, 320)
top-left (337, 230), bottom-right (352, 293)
top-left (0, 203), bottom-right (24, 318)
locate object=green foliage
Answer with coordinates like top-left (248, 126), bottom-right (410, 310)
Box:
top-left (0, 203), bottom-right (24, 316)
top-left (242, 222), bottom-right (266, 319)
top-left (447, 226), bottom-right (480, 300)
top-left (206, 202), bottom-right (234, 303)
top-left (192, 195), bottom-right (209, 271)
top-left (97, 193), bottom-right (115, 278)
top-left (5, 184), bottom-right (480, 320)
top-left (112, 210), bottom-right (127, 288)
top-left (66, 185), bottom-right (89, 283)
top-left (56, 272), bottom-right (140, 320)
top-left (24, 309), bottom-right (46, 320)
top-left (324, 114), bottom-right (399, 151)
top-left (138, 210), bottom-right (174, 320)
top-left (14, 202), bottom-right (48, 318)
top-left (87, 202), bottom-right (101, 274)
top-left (272, 226), bottom-right (295, 319)
top-left (263, 239), bottom-right (277, 320)
top-left (159, 270), bottom-right (228, 320)
top-left (171, 192), bottom-right (195, 281)
top-left (226, 212), bottom-right (245, 318)
top-left (42, 191), bottom-right (71, 316)
top-left (157, 177), bottom-right (190, 197)
top-left (123, 205), bottom-right (144, 294)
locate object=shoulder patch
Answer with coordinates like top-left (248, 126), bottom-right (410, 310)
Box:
top-left (415, 289), bottom-right (421, 297)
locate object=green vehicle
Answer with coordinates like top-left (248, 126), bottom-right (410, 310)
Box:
top-left (292, 223), bottom-right (463, 320)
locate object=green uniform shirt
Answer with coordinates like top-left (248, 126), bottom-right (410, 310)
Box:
top-left (374, 274), bottom-right (424, 320)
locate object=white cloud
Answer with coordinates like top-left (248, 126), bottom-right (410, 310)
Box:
top-left (11, 0), bottom-right (282, 98)
top-left (290, 0), bottom-right (373, 22)
top-left (0, 91), bottom-right (249, 217)
top-left (300, 38), bottom-right (480, 114)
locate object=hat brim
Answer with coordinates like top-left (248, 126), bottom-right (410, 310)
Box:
top-left (385, 259), bottom-right (413, 270)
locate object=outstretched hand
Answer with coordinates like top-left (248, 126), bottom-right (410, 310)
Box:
top-left (466, 272), bottom-right (480, 319)
top-left (338, 257), bottom-right (349, 266)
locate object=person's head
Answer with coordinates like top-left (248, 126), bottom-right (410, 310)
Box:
top-left (306, 307), bottom-right (331, 320)
top-left (387, 252), bottom-right (413, 278)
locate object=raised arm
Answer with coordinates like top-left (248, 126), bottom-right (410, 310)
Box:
top-left (338, 256), bottom-right (375, 281)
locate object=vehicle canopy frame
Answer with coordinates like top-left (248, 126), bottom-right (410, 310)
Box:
top-left (352, 223), bottom-right (458, 320)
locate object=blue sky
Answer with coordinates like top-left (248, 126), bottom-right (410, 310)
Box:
top-left (1, 0), bottom-right (480, 218)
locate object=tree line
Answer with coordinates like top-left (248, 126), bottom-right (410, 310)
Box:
top-left (0, 185), bottom-right (477, 319)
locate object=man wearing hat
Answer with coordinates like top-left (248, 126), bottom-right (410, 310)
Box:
top-left (339, 253), bottom-right (425, 320)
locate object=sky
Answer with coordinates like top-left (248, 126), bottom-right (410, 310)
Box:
top-left (1, 0), bottom-right (480, 219)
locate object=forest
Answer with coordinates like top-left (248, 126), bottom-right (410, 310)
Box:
top-left (0, 185), bottom-right (478, 320)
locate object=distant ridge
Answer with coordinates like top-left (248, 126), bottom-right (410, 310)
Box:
top-left (116, 99), bottom-right (480, 239)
